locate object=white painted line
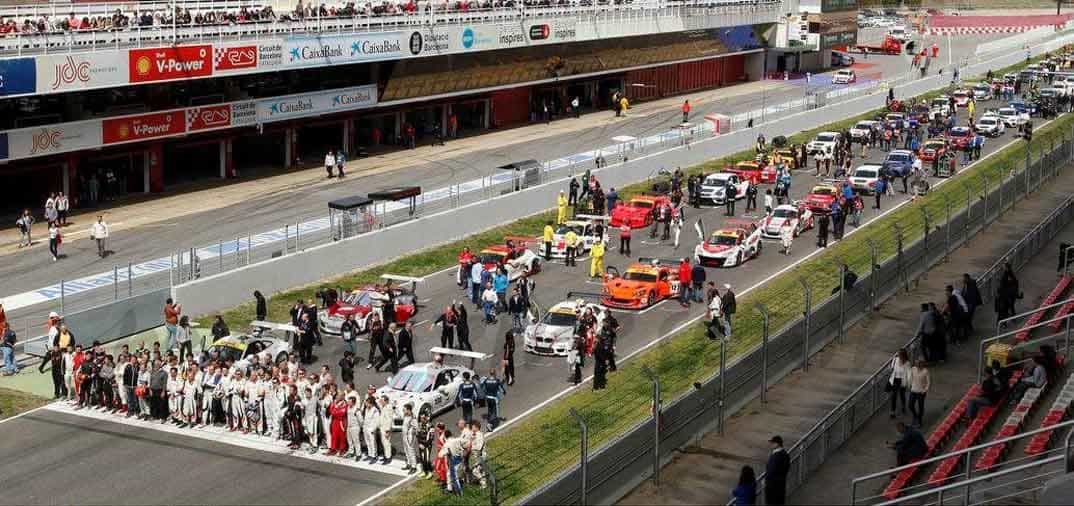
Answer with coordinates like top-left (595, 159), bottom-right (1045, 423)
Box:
top-left (44, 402), bottom-right (411, 477)
top-left (0, 404), bottom-right (50, 425)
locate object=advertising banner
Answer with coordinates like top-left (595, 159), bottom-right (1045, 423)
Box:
top-left (185, 104), bottom-right (233, 132)
top-left (7, 121), bottom-right (103, 159)
top-left (129, 44), bottom-right (213, 83)
top-left (0, 57), bottom-right (36, 96)
top-left (35, 52), bottom-right (127, 93)
top-left (213, 41), bottom-right (285, 73)
top-left (230, 100), bottom-right (258, 127)
top-left (256, 84), bottom-right (378, 122)
top-left (283, 33), bottom-right (403, 68)
top-left (103, 111), bottom-right (186, 144)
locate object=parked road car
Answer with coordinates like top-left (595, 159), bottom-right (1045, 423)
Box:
top-left (832, 69), bottom-right (857, 84)
top-left (849, 164), bottom-right (883, 194)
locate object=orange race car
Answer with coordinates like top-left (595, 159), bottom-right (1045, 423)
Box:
top-left (601, 258), bottom-right (682, 309)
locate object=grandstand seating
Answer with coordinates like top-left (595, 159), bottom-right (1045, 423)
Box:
top-left (1025, 372), bottom-right (1074, 455)
top-left (881, 371), bottom-right (1024, 500)
top-left (1046, 297), bottom-right (1074, 332)
top-left (1015, 275), bottom-right (1072, 341)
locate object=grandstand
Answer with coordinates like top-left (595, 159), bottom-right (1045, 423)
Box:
top-left (801, 205), bottom-right (1074, 505)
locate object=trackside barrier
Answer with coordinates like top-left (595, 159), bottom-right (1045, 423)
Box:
top-left (519, 121), bottom-right (1074, 504)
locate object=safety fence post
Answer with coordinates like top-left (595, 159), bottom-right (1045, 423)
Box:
top-left (799, 278), bottom-right (811, 372)
top-left (718, 339), bottom-right (726, 435)
top-left (641, 366), bottom-right (661, 488)
top-left (568, 408), bottom-right (588, 506)
top-left (867, 239), bottom-right (878, 310)
top-left (944, 195), bottom-right (951, 262)
top-left (756, 303), bottom-right (770, 403)
top-left (920, 207), bottom-right (930, 275)
top-left (962, 183), bottom-right (971, 241)
top-left (895, 224), bottom-right (907, 293)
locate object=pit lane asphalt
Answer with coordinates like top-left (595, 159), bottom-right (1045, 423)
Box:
top-left (0, 29), bottom-right (1000, 316)
top-left (0, 88), bottom-right (1039, 505)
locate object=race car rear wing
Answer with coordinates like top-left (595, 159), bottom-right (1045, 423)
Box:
top-left (504, 235), bottom-right (540, 247)
top-left (429, 347), bottom-right (493, 371)
top-left (250, 320), bottom-right (300, 336)
top-left (380, 274), bottom-right (425, 285)
top-left (723, 218), bottom-right (760, 230)
top-left (637, 257), bottom-right (681, 267)
top-left (566, 291), bottom-right (606, 302)
top-left (574, 214), bottom-right (611, 222)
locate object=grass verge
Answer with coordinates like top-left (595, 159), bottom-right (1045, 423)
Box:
top-left (0, 387), bottom-right (49, 421)
top-left (384, 54), bottom-right (1070, 505)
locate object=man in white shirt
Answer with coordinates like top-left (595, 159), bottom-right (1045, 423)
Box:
top-left (481, 283), bottom-right (499, 324)
top-left (706, 287), bottom-right (726, 339)
top-left (57, 192), bottom-right (69, 225)
top-left (324, 151), bottom-right (335, 178)
top-left (91, 215), bottom-right (109, 258)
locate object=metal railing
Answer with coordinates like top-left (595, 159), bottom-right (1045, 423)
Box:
top-left (849, 420), bottom-right (1074, 505)
top-left (978, 296), bottom-right (1074, 382)
top-left (0, 0), bottom-right (784, 55)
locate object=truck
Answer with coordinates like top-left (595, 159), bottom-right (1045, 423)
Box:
top-left (856, 36), bottom-right (902, 55)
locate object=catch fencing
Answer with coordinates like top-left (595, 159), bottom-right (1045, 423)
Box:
top-left (517, 120), bottom-right (1074, 505)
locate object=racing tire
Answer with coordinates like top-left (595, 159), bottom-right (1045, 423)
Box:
top-left (736, 251), bottom-right (743, 266)
top-left (646, 291), bottom-right (656, 307)
top-left (756, 240), bottom-right (763, 256)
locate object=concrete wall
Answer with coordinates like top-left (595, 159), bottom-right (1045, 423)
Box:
top-left (173, 32), bottom-right (1074, 318)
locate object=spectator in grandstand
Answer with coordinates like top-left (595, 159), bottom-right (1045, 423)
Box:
top-left (1009, 356), bottom-right (1047, 405)
top-left (731, 465), bottom-right (757, 506)
top-left (888, 348), bottom-right (911, 419)
top-left (965, 368), bottom-right (1003, 420)
top-left (887, 421), bottom-right (927, 466)
top-left (908, 360), bottom-right (930, 427)
top-left (765, 435), bottom-right (790, 505)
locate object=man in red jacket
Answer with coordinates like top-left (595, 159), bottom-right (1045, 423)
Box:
top-left (678, 258), bottom-right (693, 307)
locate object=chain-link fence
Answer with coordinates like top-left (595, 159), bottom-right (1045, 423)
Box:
top-left (501, 117), bottom-right (1074, 505)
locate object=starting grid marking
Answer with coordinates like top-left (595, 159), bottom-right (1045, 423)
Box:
top-left (44, 402), bottom-right (410, 477)
top-left (1, 73), bottom-right (889, 312)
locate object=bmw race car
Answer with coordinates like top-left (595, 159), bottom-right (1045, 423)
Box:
top-left (319, 274), bottom-right (421, 335)
top-left (760, 204), bottom-right (814, 239)
top-left (524, 295), bottom-right (607, 356)
top-left (694, 219), bottom-right (762, 267)
top-left (376, 348), bottom-right (489, 430)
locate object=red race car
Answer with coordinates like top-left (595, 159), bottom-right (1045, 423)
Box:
top-left (609, 195), bottom-right (672, 228)
top-left (946, 126), bottom-right (973, 151)
top-left (723, 160), bottom-right (777, 185)
top-left (318, 274), bottom-right (422, 335)
top-left (803, 183), bottom-right (840, 214)
top-left (917, 138), bottom-right (948, 162)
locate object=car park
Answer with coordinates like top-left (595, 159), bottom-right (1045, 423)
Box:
top-left (523, 296), bottom-right (607, 356)
top-left (760, 204), bottom-right (814, 239)
top-left (700, 172), bottom-right (750, 205)
top-left (601, 259), bottom-right (681, 309)
top-left (849, 164), bottom-right (883, 194)
top-left (833, 69), bottom-right (857, 84)
top-left (609, 195), bottom-right (671, 228)
top-left (974, 114), bottom-right (1005, 137)
top-left (694, 220), bottom-right (763, 267)
top-left (319, 274), bottom-right (421, 335)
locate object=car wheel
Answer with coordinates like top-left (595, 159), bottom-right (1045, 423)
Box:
top-left (420, 404), bottom-right (432, 421)
top-left (737, 251), bottom-right (743, 266)
top-left (646, 291), bottom-right (655, 307)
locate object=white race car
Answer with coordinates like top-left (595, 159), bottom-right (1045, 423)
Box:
top-left (808, 131), bottom-right (841, 156)
top-left (832, 69), bottom-right (856, 85)
top-left (996, 107), bottom-right (1030, 127)
top-left (849, 120), bottom-right (880, 142)
top-left (971, 83), bottom-right (993, 101)
top-left (699, 173), bottom-right (749, 205)
top-left (930, 97), bottom-right (951, 117)
top-left (849, 164), bottom-right (883, 194)
top-left (524, 297), bottom-right (607, 356)
top-left (694, 219), bottom-right (763, 267)
top-left (549, 215), bottom-right (608, 258)
top-left (760, 204), bottom-right (814, 239)
top-left (377, 360), bottom-right (476, 430)
top-left (206, 334), bottom-right (292, 372)
top-left (974, 114), bottom-right (1005, 137)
